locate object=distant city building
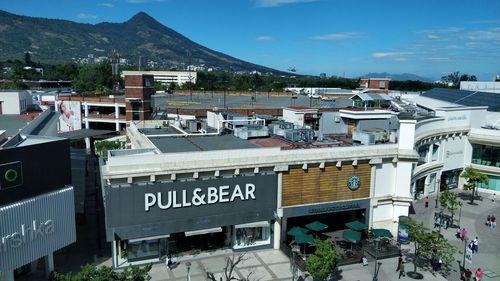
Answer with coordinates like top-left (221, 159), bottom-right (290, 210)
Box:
top-left (121, 70), bottom-right (197, 86)
top-left (358, 78), bottom-right (391, 93)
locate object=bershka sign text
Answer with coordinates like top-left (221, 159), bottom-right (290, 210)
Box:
top-left (145, 183), bottom-right (256, 211)
top-left (1, 219), bottom-right (54, 252)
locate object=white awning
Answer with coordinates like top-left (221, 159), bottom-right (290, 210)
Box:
top-left (235, 221), bottom-right (270, 229)
top-left (129, 234), bottom-right (170, 243)
top-left (184, 227), bottom-right (223, 237)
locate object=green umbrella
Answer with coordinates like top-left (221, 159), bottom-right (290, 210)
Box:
top-left (342, 230), bottom-right (361, 242)
top-left (287, 226), bottom-right (309, 236)
top-left (294, 234), bottom-right (315, 256)
top-left (342, 230), bottom-right (361, 251)
top-left (294, 234), bottom-right (315, 245)
top-left (345, 220), bottom-right (368, 231)
top-left (372, 228), bottom-right (393, 238)
top-left (305, 221), bottom-right (328, 232)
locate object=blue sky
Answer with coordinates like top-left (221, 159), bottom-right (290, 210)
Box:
top-left (2, 0), bottom-right (500, 79)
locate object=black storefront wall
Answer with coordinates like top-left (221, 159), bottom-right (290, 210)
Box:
top-left (0, 138), bottom-right (71, 206)
top-left (281, 198), bottom-right (371, 242)
top-left (104, 173), bottom-right (278, 241)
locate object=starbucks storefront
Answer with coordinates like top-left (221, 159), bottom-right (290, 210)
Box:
top-left (103, 173), bottom-right (277, 267)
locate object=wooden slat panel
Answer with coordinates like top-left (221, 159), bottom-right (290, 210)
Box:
top-left (282, 163), bottom-right (371, 206)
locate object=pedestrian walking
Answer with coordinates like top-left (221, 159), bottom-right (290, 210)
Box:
top-left (486, 215), bottom-right (491, 227)
top-left (491, 214), bottom-right (496, 228)
top-left (424, 196), bottom-right (429, 208)
top-left (475, 268), bottom-right (484, 281)
top-left (493, 193), bottom-right (496, 203)
top-left (398, 261), bottom-right (406, 279)
top-left (397, 253), bottom-right (403, 271)
top-left (472, 237), bottom-right (479, 253)
top-left (463, 268), bottom-right (472, 281)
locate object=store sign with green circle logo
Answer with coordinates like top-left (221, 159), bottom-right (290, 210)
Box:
top-left (347, 175), bottom-right (361, 191)
top-left (0, 161), bottom-right (23, 190)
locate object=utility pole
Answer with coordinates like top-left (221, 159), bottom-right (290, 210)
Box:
top-left (435, 178), bottom-right (441, 208)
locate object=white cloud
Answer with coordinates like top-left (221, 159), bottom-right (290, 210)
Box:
top-left (425, 57), bottom-right (450, 61)
top-left (465, 28), bottom-right (500, 41)
top-left (77, 13), bottom-right (98, 19)
top-left (256, 36), bottom-right (273, 41)
top-left (310, 32), bottom-right (364, 41)
top-left (372, 52), bottom-right (414, 58)
top-left (254, 0), bottom-right (318, 8)
top-left (98, 3), bottom-right (114, 8)
top-left (426, 34), bottom-right (441, 40)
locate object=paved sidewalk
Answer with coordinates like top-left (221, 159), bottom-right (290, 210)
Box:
top-left (410, 190), bottom-right (500, 281)
top-left (144, 247), bottom-right (450, 281)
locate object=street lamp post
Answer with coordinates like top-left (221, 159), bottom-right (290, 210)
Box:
top-left (458, 205), bottom-right (462, 228)
top-left (372, 240), bottom-right (382, 281)
top-left (462, 237), bottom-right (469, 270)
top-left (435, 178), bottom-right (441, 208)
top-left (186, 261), bottom-right (191, 281)
top-left (290, 245), bottom-right (300, 281)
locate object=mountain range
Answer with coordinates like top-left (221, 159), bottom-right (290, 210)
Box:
top-left (362, 72), bottom-right (433, 82)
top-left (0, 10), bottom-right (288, 75)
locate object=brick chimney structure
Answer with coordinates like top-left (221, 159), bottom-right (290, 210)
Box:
top-left (124, 74), bottom-right (154, 121)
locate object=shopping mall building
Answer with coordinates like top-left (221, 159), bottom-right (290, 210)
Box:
top-left (99, 75), bottom-right (418, 267)
top-left (409, 88), bottom-right (500, 195)
top-left (0, 136), bottom-right (76, 281)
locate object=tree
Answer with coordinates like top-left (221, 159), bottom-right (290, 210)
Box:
top-left (406, 220), bottom-right (456, 274)
top-left (305, 238), bottom-right (337, 280)
top-left (53, 263), bottom-right (152, 281)
top-left (205, 253), bottom-right (254, 281)
top-left (441, 72), bottom-right (478, 88)
top-left (95, 140), bottom-right (126, 158)
top-left (460, 166), bottom-right (489, 204)
top-left (439, 190), bottom-right (462, 226)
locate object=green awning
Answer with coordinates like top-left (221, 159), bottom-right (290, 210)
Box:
top-left (342, 230), bottom-right (361, 242)
top-left (345, 220), bottom-right (368, 231)
top-left (294, 234), bottom-right (315, 245)
top-left (305, 221), bottom-right (328, 232)
top-left (287, 226), bottom-right (309, 236)
top-left (372, 228), bottom-right (393, 238)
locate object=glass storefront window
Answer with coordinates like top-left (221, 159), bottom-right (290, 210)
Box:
top-left (126, 240), bottom-right (160, 262)
top-left (441, 169), bottom-right (461, 189)
top-left (432, 144), bottom-right (439, 162)
top-left (479, 176), bottom-right (500, 191)
top-left (471, 144), bottom-right (500, 167)
top-left (428, 173), bottom-right (436, 193)
top-left (418, 145), bottom-right (429, 166)
top-left (233, 222), bottom-right (271, 249)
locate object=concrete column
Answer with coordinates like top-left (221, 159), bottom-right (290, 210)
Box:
top-left (115, 121), bottom-right (120, 131)
top-left (0, 271), bottom-right (14, 281)
top-left (85, 119), bottom-right (89, 129)
top-left (45, 253), bottom-right (54, 279)
top-left (398, 119), bottom-right (416, 150)
top-left (84, 102), bottom-right (89, 117)
top-left (424, 175), bottom-right (430, 196)
top-left (274, 172), bottom-right (283, 250)
top-left (273, 221), bottom-right (281, 250)
top-left (115, 103), bottom-right (119, 119)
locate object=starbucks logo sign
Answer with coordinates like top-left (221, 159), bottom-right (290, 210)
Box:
top-left (347, 175), bottom-right (361, 191)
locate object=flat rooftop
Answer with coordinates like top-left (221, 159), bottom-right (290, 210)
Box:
top-left (154, 92), bottom-right (347, 110)
top-left (148, 134), bottom-right (258, 153)
top-left (147, 133), bottom-right (355, 153)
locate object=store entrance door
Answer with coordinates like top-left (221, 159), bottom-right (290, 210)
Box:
top-left (168, 227), bottom-right (228, 256)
